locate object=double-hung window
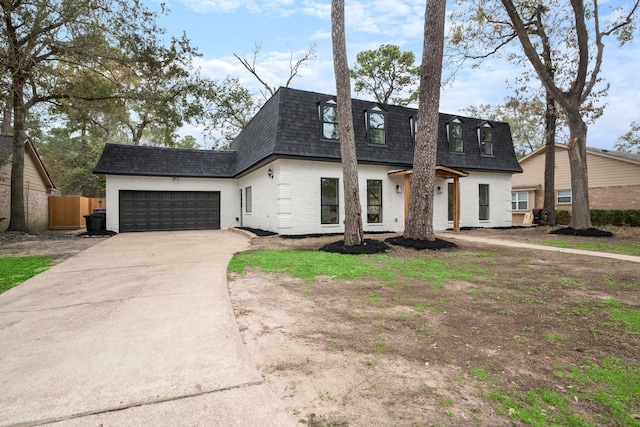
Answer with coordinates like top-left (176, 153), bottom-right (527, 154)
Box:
top-left (321, 178), bottom-right (339, 224)
top-left (479, 184), bottom-right (490, 220)
top-left (321, 100), bottom-right (339, 140)
top-left (557, 189), bottom-right (572, 204)
top-left (366, 180), bottom-right (382, 223)
top-left (511, 192), bottom-right (528, 210)
top-left (367, 106), bottom-right (386, 145)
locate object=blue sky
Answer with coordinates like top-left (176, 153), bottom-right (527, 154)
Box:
top-left (151, 0), bottom-right (640, 150)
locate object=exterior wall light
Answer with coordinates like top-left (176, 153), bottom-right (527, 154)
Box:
top-left (396, 184), bottom-right (402, 193)
top-left (267, 167), bottom-right (274, 178)
top-left (437, 186), bottom-right (443, 194)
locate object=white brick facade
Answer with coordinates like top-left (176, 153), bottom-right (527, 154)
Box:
top-left (234, 160), bottom-right (514, 235)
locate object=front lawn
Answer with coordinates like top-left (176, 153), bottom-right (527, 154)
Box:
top-left (229, 243), bottom-right (640, 426)
top-left (0, 256), bottom-right (51, 294)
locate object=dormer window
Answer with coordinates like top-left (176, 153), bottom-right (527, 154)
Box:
top-left (478, 122), bottom-right (494, 156)
top-left (447, 118), bottom-right (464, 153)
top-left (410, 115), bottom-right (418, 144)
top-left (367, 106), bottom-right (386, 145)
top-left (320, 100), bottom-right (339, 140)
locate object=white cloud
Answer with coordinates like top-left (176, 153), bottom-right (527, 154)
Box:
top-left (179, 0), bottom-right (252, 13)
top-left (178, 0), bottom-right (302, 14)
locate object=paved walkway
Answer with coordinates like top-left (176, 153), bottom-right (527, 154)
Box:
top-left (439, 232), bottom-right (640, 264)
top-left (0, 230), bottom-right (299, 427)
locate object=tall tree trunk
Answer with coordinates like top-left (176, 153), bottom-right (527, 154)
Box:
top-left (8, 80), bottom-right (29, 232)
top-left (331, 0), bottom-right (363, 246)
top-left (566, 111), bottom-right (592, 229)
top-left (541, 92), bottom-right (556, 226)
top-left (404, 0), bottom-right (446, 240)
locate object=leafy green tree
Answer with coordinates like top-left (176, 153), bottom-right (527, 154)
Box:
top-left (349, 44), bottom-right (421, 106)
top-left (202, 76), bottom-right (258, 148)
top-left (615, 120), bottom-right (640, 153)
top-left (404, 0), bottom-right (447, 240)
top-left (463, 99), bottom-right (548, 157)
top-left (449, 0), bottom-right (638, 229)
top-left (39, 128), bottom-right (105, 197)
top-left (498, 0), bottom-right (639, 229)
top-left (1, 0), bottom-right (200, 232)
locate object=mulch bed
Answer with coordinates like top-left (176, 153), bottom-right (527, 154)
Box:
top-left (319, 236), bottom-right (460, 254)
top-left (385, 236), bottom-right (459, 250)
top-left (550, 227), bottom-right (614, 237)
top-left (320, 239), bottom-right (390, 255)
top-left (237, 227), bottom-right (278, 237)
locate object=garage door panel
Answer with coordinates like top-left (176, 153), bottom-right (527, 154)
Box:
top-left (119, 190), bottom-right (220, 232)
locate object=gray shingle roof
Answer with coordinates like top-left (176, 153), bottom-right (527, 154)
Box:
top-left (93, 144), bottom-right (237, 178)
top-left (232, 87), bottom-right (522, 174)
top-left (587, 147), bottom-right (640, 163)
top-left (94, 87), bottom-right (523, 178)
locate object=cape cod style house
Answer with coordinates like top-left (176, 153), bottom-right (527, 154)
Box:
top-left (93, 87), bottom-right (522, 234)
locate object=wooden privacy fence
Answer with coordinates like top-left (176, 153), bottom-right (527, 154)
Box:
top-left (49, 196), bottom-right (106, 230)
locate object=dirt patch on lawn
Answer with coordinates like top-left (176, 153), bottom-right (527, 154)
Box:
top-left (0, 230), bottom-right (107, 265)
top-left (229, 228), bottom-right (640, 425)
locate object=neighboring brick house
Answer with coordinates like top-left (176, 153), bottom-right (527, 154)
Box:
top-left (512, 144), bottom-right (640, 224)
top-left (94, 87), bottom-right (522, 234)
top-left (0, 135), bottom-right (56, 232)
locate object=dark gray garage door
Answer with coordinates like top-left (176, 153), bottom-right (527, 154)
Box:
top-left (119, 190), bottom-right (220, 232)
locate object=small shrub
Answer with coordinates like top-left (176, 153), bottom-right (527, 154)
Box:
top-left (555, 210), bottom-right (571, 225)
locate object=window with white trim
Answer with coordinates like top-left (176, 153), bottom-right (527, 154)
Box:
top-left (511, 192), bottom-right (528, 210)
top-left (557, 189), bottom-right (572, 204)
top-left (479, 184), bottom-right (490, 220)
top-left (320, 100), bottom-right (339, 140)
top-left (366, 180), bottom-right (382, 223)
top-left (321, 178), bottom-right (339, 224)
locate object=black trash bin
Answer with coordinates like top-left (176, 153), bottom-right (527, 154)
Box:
top-left (91, 214), bottom-right (105, 232)
top-left (84, 214), bottom-right (93, 232)
top-left (92, 208), bottom-right (106, 232)
top-left (532, 208), bottom-right (543, 225)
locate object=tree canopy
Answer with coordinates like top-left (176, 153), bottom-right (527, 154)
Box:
top-left (615, 120), bottom-right (640, 153)
top-left (349, 44), bottom-right (421, 106)
top-left (450, 0), bottom-right (640, 229)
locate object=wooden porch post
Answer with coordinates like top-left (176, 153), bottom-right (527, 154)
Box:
top-left (404, 174), bottom-right (411, 221)
top-left (453, 176), bottom-right (460, 232)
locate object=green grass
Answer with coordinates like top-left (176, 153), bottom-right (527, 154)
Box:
top-left (0, 256), bottom-right (51, 294)
top-left (229, 250), bottom-right (474, 284)
top-left (608, 308), bottom-right (640, 332)
top-left (539, 239), bottom-right (640, 256)
top-left (493, 388), bottom-right (592, 427)
top-left (557, 358), bottom-right (640, 426)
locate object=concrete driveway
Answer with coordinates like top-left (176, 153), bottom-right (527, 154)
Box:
top-left (0, 230), bottom-right (298, 427)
